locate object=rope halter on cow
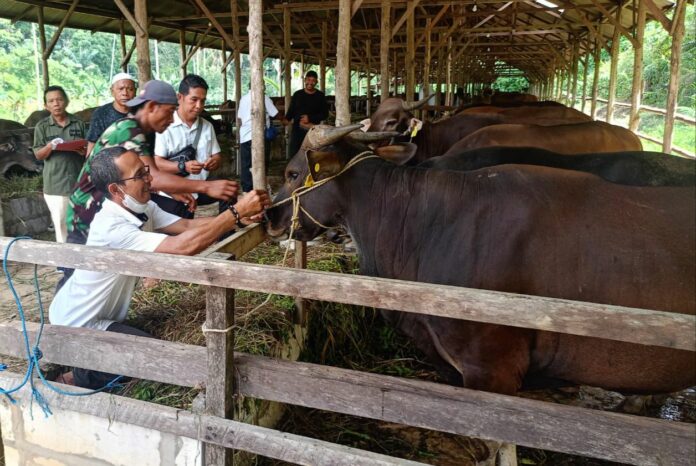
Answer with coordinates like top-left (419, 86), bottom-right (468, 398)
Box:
top-left (270, 150), bottom-right (379, 234)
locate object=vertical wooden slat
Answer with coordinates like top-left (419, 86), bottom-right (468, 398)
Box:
top-left (248, 0), bottom-right (266, 191)
top-left (134, 0), bottom-right (152, 84)
top-left (662, 0), bottom-right (685, 154)
top-left (629, 0), bottom-right (646, 132)
top-left (335, 0), bottom-right (351, 126)
top-left (37, 6), bottom-right (48, 89)
top-left (380, 0), bottom-right (391, 101)
top-left (204, 286), bottom-right (235, 466)
top-left (606, 6), bottom-right (622, 123)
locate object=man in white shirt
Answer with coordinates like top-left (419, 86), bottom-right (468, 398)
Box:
top-left (154, 74), bottom-right (229, 217)
top-left (50, 146), bottom-right (270, 389)
top-left (237, 87), bottom-right (286, 192)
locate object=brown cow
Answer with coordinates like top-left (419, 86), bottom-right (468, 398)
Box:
top-left (445, 121), bottom-right (642, 155)
top-left (266, 125), bottom-right (694, 396)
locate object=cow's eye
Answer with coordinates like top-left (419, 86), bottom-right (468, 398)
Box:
top-left (287, 171), bottom-right (299, 181)
top-left (384, 118), bottom-right (398, 128)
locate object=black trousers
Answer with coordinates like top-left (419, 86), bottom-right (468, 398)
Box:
top-left (72, 322), bottom-right (153, 390)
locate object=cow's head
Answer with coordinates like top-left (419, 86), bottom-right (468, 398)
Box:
top-left (0, 137), bottom-right (43, 177)
top-left (365, 95), bottom-right (432, 135)
top-left (266, 124), bottom-right (415, 241)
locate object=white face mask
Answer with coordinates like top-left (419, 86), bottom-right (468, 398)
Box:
top-left (118, 186), bottom-right (148, 214)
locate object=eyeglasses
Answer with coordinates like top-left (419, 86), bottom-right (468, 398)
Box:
top-left (118, 165), bottom-right (150, 183)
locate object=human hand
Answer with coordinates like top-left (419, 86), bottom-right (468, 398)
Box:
top-left (185, 160), bottom-right (204, 174)
top-left (233, 189), bottom-right (271, 219)
top-left (49, 138), bottom-right (64, 151)
top-left (203, 155), bottom-right (221, 171)
top-left (170, 192), bottom-right (197, 212)
top-left (74, 146), bottom-right (87, 157)
top-left (204, 179), bottom-right (239, 201)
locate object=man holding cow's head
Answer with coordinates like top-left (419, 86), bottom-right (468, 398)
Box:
top-left (50, 146), bottom-right (270, 388)
top-left (33, 85), bottom-right (86, 243)
top-left (86, 72), bottom-right (137, 155)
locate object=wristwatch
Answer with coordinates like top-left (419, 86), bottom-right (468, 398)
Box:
top-left (177, 160), bottom-right (189, 176)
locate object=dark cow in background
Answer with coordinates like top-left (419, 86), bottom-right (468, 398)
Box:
top-left (446, 120), bottom-right (642, 155)
top-left (421, 146), bottom-right (695, 187)
top-left (23, 110), bottom-right (50, 127)
top-left (490, 92), bottom-right (538, 105)
top-left (267, 125), bottom-right (695, 396)
top-left (0, 119), bottom-right (43, 177)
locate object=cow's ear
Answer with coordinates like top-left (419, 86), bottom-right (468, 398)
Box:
top-left (306, 150), bottom-right (342, 182)
top-left (375, 142), bottom-right (417, 165)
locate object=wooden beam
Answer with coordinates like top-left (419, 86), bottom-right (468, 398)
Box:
top-left (1, 238), bottom-right (693, 350)
top-left (231, 0), bottom-right (241, 159)
top-left (43, 0), bottom-right (79, 59)
top-left (629, 0), bottom-right (646, 132)
top-left (351, 0), bottom-right (365, 17)
top-left (191, 0), bottom-right (235, 50)
top-left (133, 0), bottom-right (151, 83)
top-left (405, 0), bottom-right (415, 99)
top-left (586, 0), bottom-right (639, 48)
top-left (113, 0), bottom-right (146, 37)
top-left (321, 21), bottom-right (328, 92)
top-left (642, 0), bottom-right (671, 32)
top-left (0, 327), bottom-right (694, 466)
top-left (182, 23), bottom-right (213, 69)
top-left (416, 4), bottom-right (449, 47)
top-left (0, 372), bottom-right (424, 466)
top-left (37, 6), bottom-right (48, 89)
top-left (119, 34), bottom-right (137, 70)
top-left (120, 20), bottom-right (128, 72)
top-left (606, 8), bottom-right (621, 123)
top-left (662, 0), bottom-right (686, 154)
top-left (390, 0), bottom-right (420, 40)
top-left (380, 0), bottom-right (391, 101)
top-left (335, 0), bottom-right (352, 125)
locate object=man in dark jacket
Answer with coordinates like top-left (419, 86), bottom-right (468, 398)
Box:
top-left (286, 70), bottom-right (329, 157)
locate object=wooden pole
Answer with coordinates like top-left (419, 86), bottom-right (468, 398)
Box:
top-left (321, 22), bottom-right (327, 92)
top-left (335, 0), bottom-right (351, 126)
top-left (366, 39), bottom-right (372, 116)
top-left (380, 0), bottom-right (391, 101)
top-left (590, 42), bottom-right (600, 119)
top-left (570, 40), bottom-right (579, 109)
top-left (283, 6), bottom-right (291, 118)
top-left (606, 6), bottom-right (622, 123)
top-left (663, 0), bottom-right (686, 154)
top-left (445, 37), bottom-right (452, 106)
top-left (133, 0), bottom-right (152, 84)
top-left (629, 0), bottom-right (646, 132)
top-left (424, 18), bottom-right (432, 100)
top-left (179, 29), bottom-right (186, 78)
top-left (120, 21), bottom-right (128, 73)
top-left (406, 0), bottom-right (415, 101)
top-left (204, 287), bottom-right (235, 466)
top-left (37, 6), bottom-right (48, 89)
top-left (221, 42), bottom-right (228, 102)
top-left (231, 0), bottom-right (241, 167)
top-left (581, 51), bottom-right (589, 113)
top-left (248, 0), bottom-right (266, 190)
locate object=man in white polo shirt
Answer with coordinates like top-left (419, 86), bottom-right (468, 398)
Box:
top-left (154, 74), bottom-right (226, 217)
top-left (49, 146), bottom-right (270, 388)
top-left (237, 85), bottom-right (286, 192)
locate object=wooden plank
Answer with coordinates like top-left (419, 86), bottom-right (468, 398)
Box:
top-left (1, 238), bottom-right (693, 350)
top-left (0, 372), bottom-right (425, 466)
top-left (0, 325), bottom-right (693, 465)
top-left (199, 223), bottom-right (267, 259)
top-left (204, 286), bottom-right (235, 465)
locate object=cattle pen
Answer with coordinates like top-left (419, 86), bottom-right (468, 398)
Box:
top-left (1, 0), bottom-right (695, 465)
top-left (0, 233), bottom-right (694, 465)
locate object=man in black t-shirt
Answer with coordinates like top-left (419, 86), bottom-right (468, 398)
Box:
top-left (286, 70), bottom-right (329, 157)
top-left (86, 73), bottom-right (137, 155)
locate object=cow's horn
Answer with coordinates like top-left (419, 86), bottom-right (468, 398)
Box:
top-left (346, 130), bottom-right (401, 142)
top-left (402, 94), bottom-right (432, 112)
top-left (304, 123), bottom-right (364, 148)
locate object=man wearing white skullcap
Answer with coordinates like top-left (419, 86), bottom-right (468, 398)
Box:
top-left (86, 72), bottom-right (137, 155)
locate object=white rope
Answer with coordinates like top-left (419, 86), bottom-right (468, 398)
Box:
top-left (201, 322), bottom-right (235, 334)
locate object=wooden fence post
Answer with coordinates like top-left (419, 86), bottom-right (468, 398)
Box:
top-left (204, 286), bottom-right (235, 466)
top-left (663, 0), bottom-right (686, 154)
top-left (335, 0), bottom-right (351, 126)
top-left (629, 0), bottom-right (646, 131)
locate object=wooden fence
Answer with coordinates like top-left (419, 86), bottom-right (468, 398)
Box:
top-left (0, 234), bottom-right (694, 466)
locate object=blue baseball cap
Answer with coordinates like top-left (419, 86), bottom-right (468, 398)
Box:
top-left (125, 80), bottom-right (177, 107)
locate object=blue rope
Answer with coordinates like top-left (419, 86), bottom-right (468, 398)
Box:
top-left (1, 237), bottom-right (123, 418)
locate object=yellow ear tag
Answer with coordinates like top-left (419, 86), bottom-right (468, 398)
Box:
top-left (314, 163), bottom-right (321, 173)
top-left (303, 174), bottom-right (314, 187)
top-left (410, 126), bottom-right (419, 138)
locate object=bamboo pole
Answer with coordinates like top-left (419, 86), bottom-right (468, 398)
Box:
top-left (663, 0), bottom-right (686, 154)
top-left (248, 0), bottom-right (266, 191)
top-left (606, 6), bottom-right (622, 123)
top-left (406, 0), bottom-right (415, 101)
top-left (37, 6), bottom-right (48, 89)
top-left (590, 42), bottom-right (600, 119)
top-left (134, 0), bottom-right (152, 84)
top-left (321, 22), bottom-right (327, 92)
top-left (380, 0), bottom-right (391, 101)
top-left (629, 0), bottom-right (646, 132)
top-left (335, 0), bottom-right (351, 126)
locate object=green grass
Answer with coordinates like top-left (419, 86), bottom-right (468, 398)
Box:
top-left (0, 174), bottom-right (42, 200)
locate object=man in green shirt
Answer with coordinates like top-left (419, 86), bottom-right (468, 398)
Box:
top-left (33, 85), bottom-right (86, 243)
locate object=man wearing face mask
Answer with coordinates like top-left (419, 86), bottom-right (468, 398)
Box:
top-left (50, 146), bottom-right (270, 389)
top-left (85, 73), bottom-right (137, 155)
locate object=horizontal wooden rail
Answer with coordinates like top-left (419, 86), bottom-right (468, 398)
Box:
top-left (0, 372), bottom-right (425, 466)
top-left (0, 323), bottom-right (692, 465)
top-left (1, 237), bottom-right (693, 350)
top-left (591, 97), bottom-right (696, 125)
top-left (635, 131), bottom-right (695, 159)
